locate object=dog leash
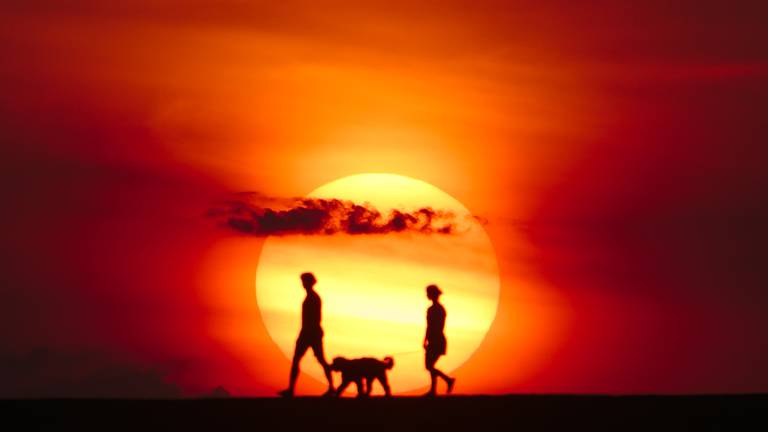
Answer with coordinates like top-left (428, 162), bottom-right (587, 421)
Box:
top-left (388, 349), bottom-right (423, 358)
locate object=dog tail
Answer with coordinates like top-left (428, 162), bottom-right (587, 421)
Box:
top-left (383, 356), bottom-right (394, 370)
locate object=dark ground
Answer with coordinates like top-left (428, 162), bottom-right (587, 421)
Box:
top-left (4, 395), bottom-right (767, 431)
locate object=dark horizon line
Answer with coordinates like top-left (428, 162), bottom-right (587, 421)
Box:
top-left (4, 393), bottom-right (768, 401)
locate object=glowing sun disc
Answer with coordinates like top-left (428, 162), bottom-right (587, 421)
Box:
top-left (256, 173), bottom-right (500, 394)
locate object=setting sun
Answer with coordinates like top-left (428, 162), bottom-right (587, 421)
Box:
top-left (256, 174), bottom-right (500, 393)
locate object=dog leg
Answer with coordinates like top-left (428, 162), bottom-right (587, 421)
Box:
top-left (365, 378), bottom-right (374, 396)
top-left (378, 373), bottom-right (391, 397)
top-left (336, 379), bottom-right (351, 397)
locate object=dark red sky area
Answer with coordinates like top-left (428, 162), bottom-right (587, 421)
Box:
top-left (524, 73), bottom-right (768, 392)
top-left (1, 1), bottom-right (767, 396)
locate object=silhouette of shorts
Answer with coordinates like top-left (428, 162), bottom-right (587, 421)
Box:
top-left (425, 337), bottom-right (446, 370)
top-left (295, 327), bottom-right (325, 358)
top-left (426, 334), bottom-right (447, 356)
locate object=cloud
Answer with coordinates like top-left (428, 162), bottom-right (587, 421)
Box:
top-left (208, 193), bottom-right (458, 236)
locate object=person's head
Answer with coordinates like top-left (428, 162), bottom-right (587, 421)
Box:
top-left (301, 272), bottom-right (316, 290)
top-left (426, 284), bottom-right (442, 301)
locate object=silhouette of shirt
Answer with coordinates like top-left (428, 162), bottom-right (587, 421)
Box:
top-left (301, 290), bottom-right (322, 335)
top-left (426, 303), bottom-right (446, 341)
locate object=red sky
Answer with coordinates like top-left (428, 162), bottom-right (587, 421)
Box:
top-left (1, 1), bottom-right (767, 396)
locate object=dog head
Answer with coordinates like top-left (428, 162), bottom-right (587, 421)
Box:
top-left (383, 356), bottom-right (394, 370)
top-left (330, 356), bottom-right (349, 372)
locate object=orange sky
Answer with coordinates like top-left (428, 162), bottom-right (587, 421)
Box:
top-left (2, 1), bottom-right (768, 396)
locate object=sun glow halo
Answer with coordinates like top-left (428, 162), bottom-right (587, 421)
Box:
top-left (255, 173), bottom-right (500, 394)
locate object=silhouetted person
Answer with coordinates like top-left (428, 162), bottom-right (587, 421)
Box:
top-left (278, 272), bottom-right (335, 397)
top-left (423, 284), bottom-right (455, 396)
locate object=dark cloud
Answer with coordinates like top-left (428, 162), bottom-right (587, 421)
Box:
top-left (209, 194), bottom-right (457, 236)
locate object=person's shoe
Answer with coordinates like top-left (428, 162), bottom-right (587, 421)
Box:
top-left (422, 391), bottom-right (437, 398)
top-left (446, 377), bottom-right (456, 394)
top-left (278, 388), bottom-right (294, 398)
top-left (322, 388), bottom-right (336, 397)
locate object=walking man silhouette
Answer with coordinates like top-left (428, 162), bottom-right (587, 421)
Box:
top-left (423, 284), bottom-right (456, 396)
top-left (279, 272), bottom-right (335, 397)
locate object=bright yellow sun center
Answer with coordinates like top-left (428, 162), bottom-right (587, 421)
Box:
top-left (255, 173), bottom-right (500, 394)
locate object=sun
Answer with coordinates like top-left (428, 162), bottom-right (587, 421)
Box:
top-left (255, 173), bottom-right (500, 394)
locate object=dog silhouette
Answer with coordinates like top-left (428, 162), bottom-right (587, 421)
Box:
top-left (330, 356), bottom-right (394, 397)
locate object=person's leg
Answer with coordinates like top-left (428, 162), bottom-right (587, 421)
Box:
top-left (426, 351), bottom-right (455, 395)
top-left (310, 337), bottom-right (335, 393)
top-left (425, 350), bottom-right (439, 395)
top-left (446, 374), bottom-right (456, 394)
top-left (432, 362), bottom-right (451, 382)
top-left (281, 337), bottom-right (309, 396)
top-left (432, 366), bottom-right (455, 393)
